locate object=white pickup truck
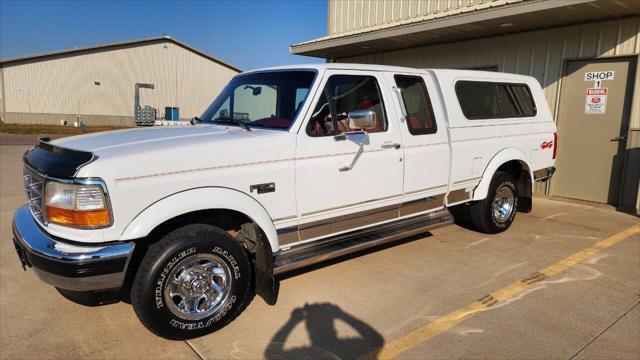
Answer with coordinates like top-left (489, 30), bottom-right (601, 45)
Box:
top-left (13, 64), bottom-right (556, 339)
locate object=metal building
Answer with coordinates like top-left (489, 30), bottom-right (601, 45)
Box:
top-left (0, 35), bottom-right (240, 127)
top-left (292, 0), bottom-right (640, 213)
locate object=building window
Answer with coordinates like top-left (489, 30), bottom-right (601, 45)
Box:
top-left (307, 75), bottom-right (387, 136)
top-left (455, 81), bottom-right (536, 120)
top-left (394, 75), bottom-right (437, 135)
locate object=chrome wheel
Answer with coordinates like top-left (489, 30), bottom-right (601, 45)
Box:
top-left (492, 185), bottom-right (515, 224)
top-left (163, 253), bottom-right (232, 320)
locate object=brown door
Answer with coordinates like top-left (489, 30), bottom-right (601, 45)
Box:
top-left (552, 58), bottom-right (635, 204)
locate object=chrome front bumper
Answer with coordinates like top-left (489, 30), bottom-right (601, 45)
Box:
top-left (12, 205), bottom-right (135, 292)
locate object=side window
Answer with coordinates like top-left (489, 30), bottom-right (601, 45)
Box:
top-left (455, 81), bottom-right (537, 119)
top-left (307, 75), bottom-right (387, 137)
top-left (498, 84), bottom-right (536, 117)
top-left (455, 81), bottom-right (500, 119)
top-left (394, 75), bottom-right (437, 135)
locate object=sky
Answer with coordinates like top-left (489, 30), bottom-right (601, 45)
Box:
top-left (0, 0), bottom-right (327, 70)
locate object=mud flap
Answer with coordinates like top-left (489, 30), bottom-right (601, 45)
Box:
top-left (241, 223), bottom-right (279, 305)
top-left (518, 197), bottom-right (532, 213)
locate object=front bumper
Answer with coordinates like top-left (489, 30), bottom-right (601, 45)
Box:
top-left (12, 205), bottom-right (135, 292)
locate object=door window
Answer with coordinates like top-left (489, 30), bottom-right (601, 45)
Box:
top-left (394, 75), bottom-right (437, 135)
top-left (307, 75), bottom-right (387, 136)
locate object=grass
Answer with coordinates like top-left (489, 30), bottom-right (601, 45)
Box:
top-left (0, 123), bottom-right (128, 135)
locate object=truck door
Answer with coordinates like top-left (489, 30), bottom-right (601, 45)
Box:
top-left (388, 72), bottom-right (451, 212)
top-left (293, 70), bottom-right (404, 243)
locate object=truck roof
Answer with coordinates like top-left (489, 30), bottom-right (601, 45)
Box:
top-left (246, 63), bottom-right (536, 83)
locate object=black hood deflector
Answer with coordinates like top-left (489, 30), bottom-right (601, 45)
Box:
top-left (23, 138), bottom-right (95, 178)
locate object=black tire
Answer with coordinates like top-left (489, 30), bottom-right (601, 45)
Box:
top-left (131, 224), bottom-right (252, 340)
top-left (469, 171), bottom-right (518, 234)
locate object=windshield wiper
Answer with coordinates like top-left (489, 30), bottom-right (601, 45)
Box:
top-left (213, 116), bottom-right (252, 131)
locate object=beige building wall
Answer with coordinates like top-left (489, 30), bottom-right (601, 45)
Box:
top-left (339, 16), bottom-right (639, 203)
top-left (0, 41), bottom-right (239, 126)
top-left (328, 0), bottom-right (496, 35)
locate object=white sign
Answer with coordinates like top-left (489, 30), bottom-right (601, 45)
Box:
top-left (584, 71), bottom-right (614, 81)
top-left (585, 87), bottom-right (607, 114)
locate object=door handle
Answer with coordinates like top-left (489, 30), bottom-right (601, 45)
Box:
top-left (610, 136), bottom-right (627, 142)
top-left (381, 143), bottom-right (401, 149)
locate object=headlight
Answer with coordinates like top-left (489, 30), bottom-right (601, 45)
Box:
top-left (44, 181), bottom-right (111, 228)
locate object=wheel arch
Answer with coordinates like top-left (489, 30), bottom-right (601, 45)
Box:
top-left (120, 187), bottom-right (279, 252)
top-left (472, 148), bottom-right (534, 211)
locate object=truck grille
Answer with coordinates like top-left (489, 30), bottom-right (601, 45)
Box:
top-left (23, 166), bottom-right (46, 223)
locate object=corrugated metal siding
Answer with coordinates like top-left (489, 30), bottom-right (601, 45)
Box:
top-left (1, 42), bottom-right (238, 123)
top-left (328, 0), bottom-right (493, 35)
top-left (340, 16), bottom-right (640, 197)
top-left (175, 44), bottom-right (239, 118)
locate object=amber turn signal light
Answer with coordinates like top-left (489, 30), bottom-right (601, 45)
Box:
top-left (45, 206), bottom-right (111, 228)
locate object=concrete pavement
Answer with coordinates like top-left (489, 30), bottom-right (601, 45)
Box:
top-left (1, 144), bottom-right (638, 359)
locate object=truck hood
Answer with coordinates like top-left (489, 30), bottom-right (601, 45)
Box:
top-left (53, 124), bottom-right (257, 153)
top-left (50, 124), bottom-right (296, 179)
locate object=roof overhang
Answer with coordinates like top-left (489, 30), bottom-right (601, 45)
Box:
top-left (291, 0), bottom-right (640, 59)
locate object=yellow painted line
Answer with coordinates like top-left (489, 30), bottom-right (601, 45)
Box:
top-left (363, 224), bottom-right (640, 360)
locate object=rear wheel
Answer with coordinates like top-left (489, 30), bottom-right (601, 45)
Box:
top-left (131, 224), bottom-right (253, 340)
top-left (469, 171), bottom-right (518, 234)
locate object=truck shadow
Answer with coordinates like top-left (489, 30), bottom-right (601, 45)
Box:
top-left (448, 205), bottom-right (476, 231)
top-left (264, 303), bottom-right (384, 360)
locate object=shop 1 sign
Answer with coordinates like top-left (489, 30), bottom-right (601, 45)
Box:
top-left (584, 70), bottom-right (614, 89)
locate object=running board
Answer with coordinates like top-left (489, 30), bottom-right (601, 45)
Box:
top-left (273, 209), bottom-right (453, 275)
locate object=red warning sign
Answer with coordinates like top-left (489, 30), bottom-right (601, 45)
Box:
top-left (585, 87), bottom-right (607, 114)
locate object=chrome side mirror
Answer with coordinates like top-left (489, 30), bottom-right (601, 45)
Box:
top-left (347, 109), bottom-right (376, 130)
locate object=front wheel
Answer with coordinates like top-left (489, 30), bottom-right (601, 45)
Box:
top-left (130, 224), bottom-right (253, 340)
top-left (469, 171), bottom-right (518, 234)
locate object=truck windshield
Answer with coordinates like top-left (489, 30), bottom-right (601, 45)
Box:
top-left (200, 70), bottom-right (317, 130)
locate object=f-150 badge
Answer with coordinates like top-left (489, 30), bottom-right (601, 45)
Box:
top-left (250, 182), bottom-right (276, 194)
